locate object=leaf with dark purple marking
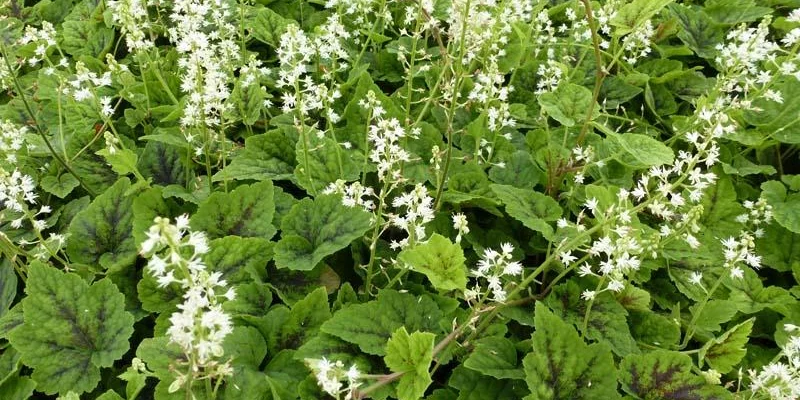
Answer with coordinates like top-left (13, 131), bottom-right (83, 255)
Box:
top-left (191, 180), bottom-right (277, 240)
top-left (523, 303), bottom-right (619, 400)
top-left (66, 178), bottom-right (137, 272)
top-left (7, 262), bottom-right (134, 396)
top-left (619, 350), bottom-right (733, 400)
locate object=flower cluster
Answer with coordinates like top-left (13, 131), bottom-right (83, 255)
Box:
top-left (0, 119), bottom-right (28, 164)
top-left (107, 0), bottom-right (154, 52)
top-left (65, 62), bottom-right (113, 104)
top-left (562, 191), bottom-right (645, 299)
top-left (139, 216), bottom-right (235, 392)
top-left (466, 243), bottom-right (523, 303)
top-left (388, 183), bottom-right (435, 249)
top-left (275, 16), bottom-right (349, 122)
top-left (715, 17), bottom-right (780, 95)
top-left (0, 168), bottom-right (49, 232)
top-left (748, 325), bottom-right (800, 399)
top-left (305, 357), bottom-right (362, 400)
top-left (620, 20), bottom-right (655, 65)
top-left (720, 197), bottom-right (773, 279)
top-left (452, 213), bottom-right (469, 244)
top-left (17, 21), bottom-right (57, 66)
top-left (168, 0), bottom-right (238, 154)
top-left (362, 95), bottom-right (420, 183)
top-left (324, 179), bottom-right (377, 212)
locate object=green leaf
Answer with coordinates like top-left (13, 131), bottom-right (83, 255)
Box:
top-left (397, 234), bottom-right (467, 292)
top-left (131, 186), bottom-right (171, 248)
top-left (645, 83), bottom-right (679, 116)
top-left (264, 350), bottom-right (309, 400)
top-left (118, 365), bottom-right (148, 400)
top-left (702, 0), bottom-right (772, 24)
top-left (225, 326), bottom-right (268, 369)
top-left (0, 260), bottom-right (16, 318)
top-left (449, 366), bottom-right (528, 400)
top-left (274, 194), bottom-right (371, 271)
top-left (7, 263), bottom-right (134, 395)
top-left (488, 151), bottom-right (542, 189)
top-left (206, 236), bottom-right (274, 284)
top-left (724, 267), bottom-right (794, 314)
top-left (617, 286), bottom-right (652, 312)
top-left (538, 83), bottom-right (597, 127)
top-left (191, 180), bottom-right (277, 239)
top-left (67, 128), bottom-right (117, 194)
top-left (40, 174), bottom-right (80, 198)
top-left (294, 133), bottom-right (362, 194)
top-left (491, 184), bottom-right (561, 240)
top-left (224, 281), bottom-right (273, 319)
top-left (699, 318), bottom-right (754, 373)
top-left (669, 4), bottom-right (725, 59)
top-left (545, 282), bottom-right (639, 356)
top-left (295, 333), bottom-right (363, 367)
top-left (267, 264), bottom-right (340, 305)
top-left (690, 299), bottom-right (738, 336)
top-left (223, 368), bottom-right (271, 400)
top-left (213, 130), bottom-right (296, 182)
top-left (0, 305), bottom-right (23, 340)
top-left (135, 337), bottom-right (184, 381)
top-left (600, 76), bottom-right (644, 108)
top-left (275, 287), bottom-right (332, 351)
top-left (0, 346), bottom-right (20, 383)
top-left (66, 178), bottom-right (137, 272)
top-left (618, 350), bottom-right (732, 399)
top-left (137, 141), bottom-right (187, 186)
top-left (629, 311), bottom-right (681, 348)
top-left (0, 375), bottom-right (36, 400)
top-left (96, 147), bottom-right (139, 178)
top-left (523, 303), bottom-right (619, 400)
top-left (744, 78), bottom-right (800, 144)
top-left (321, 290), bottom-right (443, 355)
top-left (611, 0), bottom-right (673, 36)
top-left (232, 78), bottom-right (266, 126)
top-left (609, 132), bottom-right (674, 167)
top-left (758, 224), bottom-right (800, 272)
top-left (384, 328), bottom-right (435, 400)
top-left (250, 7), bottom-right (292, 47)
top-left (464, 336), bottom-right (525, 380)
top-left (61, 20), bottom-right (114, 57)
top-left (721, 155), bottom-right (777, 177)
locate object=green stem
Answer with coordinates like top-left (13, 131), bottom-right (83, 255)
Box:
top-left (432, 0), bottom-right (472, 211)
top-left (363, 180), bottom-right (391, 297)
top-left (580, 276), bottom-right (607, 339)
top-left (679, 274), bottom-right (724, 349)
top-left (0, 43), bottom-right (96, 197)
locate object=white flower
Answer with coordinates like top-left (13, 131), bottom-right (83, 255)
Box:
top-left (452, 213), bottom-right (469, 243)
top-left (584, 197), bottom-right (599, 214)
top-left (139, 216), bottom-right (234, 383)
top-left (689, 272), bottom-right (703, 286)
top-left (559, 251), bottom-right (578, 265)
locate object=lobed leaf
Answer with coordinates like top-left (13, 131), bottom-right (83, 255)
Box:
top-left (8, 263), bottom-right (134, 395)
top-left (320, 290), bottom-right (443, 355)
top-left (384, 327), bottom-right (435, 400)
top-left (618, 350), bottom-right (732, 399)
top-left (274, 194), bottom-right (371, 271)
top-left (66, 178), bottom-right (137, 272)
top-left (491, 184), bottom-right (561, 240)
top-left (397, 234), bottom-right (467, 292)
top-left (191, 180), bottom-right (277, 239)
top-left (523, 303), bottom-right (619, 400)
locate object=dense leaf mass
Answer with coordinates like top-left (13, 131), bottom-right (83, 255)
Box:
top-left (1, 0), bottom-right (800, 399)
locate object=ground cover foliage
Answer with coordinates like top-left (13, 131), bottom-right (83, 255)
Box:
top-left (2, 0), bottom-right (800, 398)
